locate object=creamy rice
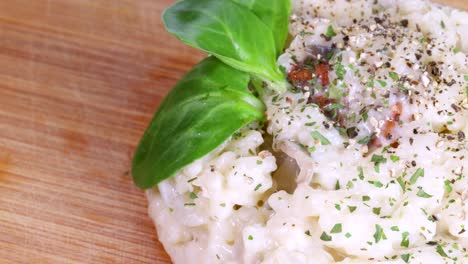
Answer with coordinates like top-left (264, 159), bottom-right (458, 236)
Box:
top-left (147, 0), bottom-right (468, 263)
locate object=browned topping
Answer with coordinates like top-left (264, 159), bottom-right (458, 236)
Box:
top-left (288, 66), bottom-right (313, 83)
top-left (314, 63), bottom-right (330, 86)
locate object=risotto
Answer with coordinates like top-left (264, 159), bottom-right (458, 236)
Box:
top-left (146, 0), bottom-right (467, 263)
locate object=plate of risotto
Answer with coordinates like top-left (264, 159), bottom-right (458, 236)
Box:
top-left (131, 0), bottom-right (467, 263)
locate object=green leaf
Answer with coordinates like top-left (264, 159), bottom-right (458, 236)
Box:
top-left (311, 131), bottom-right (331, 145)
top-left (163, 0), bottom-right (286, 90)
top-left (231, 0), bottom-right (291, 55)
top-left (132, 57), bottom-right (264, 189)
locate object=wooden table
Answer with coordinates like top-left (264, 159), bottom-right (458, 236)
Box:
top-left (0, 0), bottom-right (465, 263)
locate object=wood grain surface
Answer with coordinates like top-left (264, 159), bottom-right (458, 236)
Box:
top-left (0, 0), bottom-right (465, 263)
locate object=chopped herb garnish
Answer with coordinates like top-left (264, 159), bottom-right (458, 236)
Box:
top-left (184, 203), bottom-right (196, 206)
top-left (390, 155), bottom-right (400, 162)
top-left (304, 230), bottom-right (311, 236)
top-left (397, 177), bottom-right (406, 192)
top-left (348, 205), bottom-right (357, 213)
top-left (371, 154), bottom-right (387, 173)
top-left (358, 133), bottom-right (375, 145)
top-left (373, 224), bottom-right (386, 243)
top-left (330, 223), bottom-right (342, 233)
top-left (401, 232), bottom-right (410, 248)
top-left (391, 226), bottom-right (400, 231)
top-left (444, 180), bottom-right (453, 194)
top-left (320, 232), bottom-right (332, 241)
top-left (436, 244), bottom-right (448, 257)
top-left (311, 131), bottom-right (331, 145)
top-left (362, 111), bottom-right (369, 122)
top-left (372, 207), bottom-right (381, 215)
top-left (299, 30), bottom-right (313, 37)
top-left (369, 180), bottom-right (384, 188)
top-left (248, 235), bottom-right (253, 240)
top-left (189, 192), bottom-right (198, 199)
top-left (362, 195), bottom-right (371, 201)
top-left (401, 253), bottom-right (411, 263)
top-left (398, 84), bottom-right (408, 92)
top-left (256, 160), bottom-right (263, 165)
top-left (358, 166), bottom-right (365, 180)
top-left (329, 84), bottom-right (345, 99)
top-left (335, 180), bottom-right (341, 190)
top-left (409, 168), bottom-right (424, 184)
top-left (187, 177), bottom-right (198, 183)
top-left (389, 72), bottom-right (399, 81)
top-left (254, 183), bottom-right (262, 191)
top-left (440, 20), bottom-right (446, 29)
top-left (377, 80), bottom-right (387, 87)
top-left (345, 232), bottom-right (352, 238)
top-left (335, 204), bottom-right (341, 210)
top-left (464, 75), bottom-right (468, 81)
top-left (325, 25), bottom-right (337, 38)
top-left (416, 188), bottom-right (433, 198)
top-left (334, 63), bottom-right (346, 80)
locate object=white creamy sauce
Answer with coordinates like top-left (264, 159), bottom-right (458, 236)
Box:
top-left (147, 0), bottom-right (468, 263)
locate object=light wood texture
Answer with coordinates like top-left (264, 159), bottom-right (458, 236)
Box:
top-left (0, 0), bottom-right (204, 263)
top-left (0, 0), bottom-right (465, 263)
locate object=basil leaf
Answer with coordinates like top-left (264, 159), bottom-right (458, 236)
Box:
top-left (231, 0), bottom-right (291, 55)
top-left (163, 0), bottom-right (286, 90)
top-left (132, 57), bottom-right (264, 189)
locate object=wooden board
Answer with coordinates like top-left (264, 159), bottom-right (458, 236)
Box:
top-left (0, 0), bottom-right (465, 263)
